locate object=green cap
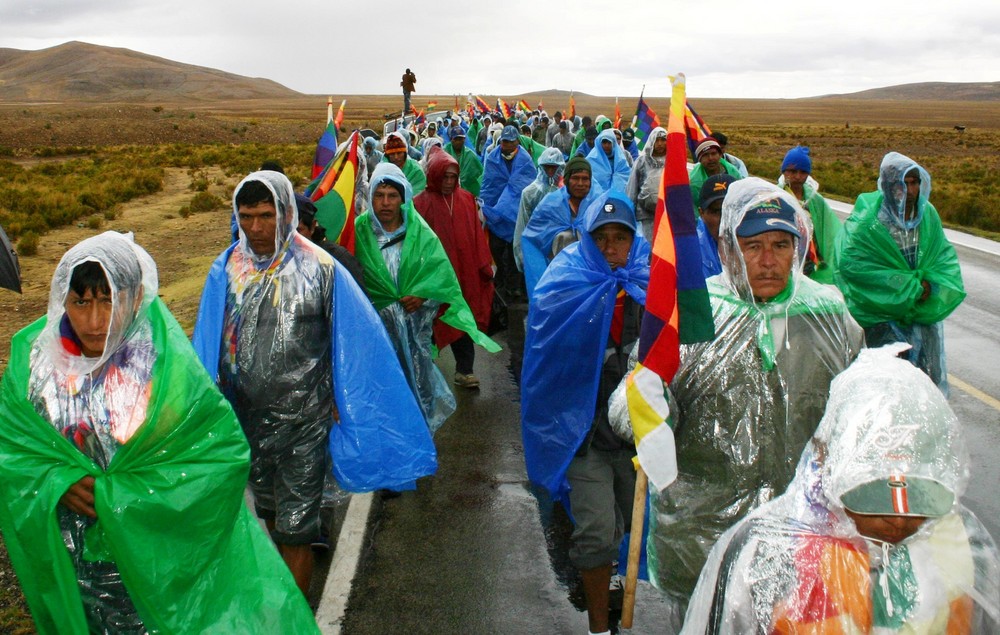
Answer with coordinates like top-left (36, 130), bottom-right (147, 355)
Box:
top-left (841, 475), bottom-right (953, 518)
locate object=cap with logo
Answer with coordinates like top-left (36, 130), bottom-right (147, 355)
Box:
top-left (589, 196), bottom-right (637, 233)
top-left (500, 125), bottom-right (520, 142)
top-left (700, 174), bottom-right (737, 209)
top-left (736, 197), bottom-right (801, 239)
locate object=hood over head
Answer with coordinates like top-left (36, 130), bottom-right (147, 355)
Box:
top-left (534, 147), bottom-right (566, 186)
top-left (369, 161), bottom-right (414, 205)
top-left (424, 146), bottom-right (460, 193)
top-left (877, 151), bottom-right (931, 230)
top-left (232, 170), bottom-right (299, 268)
top-left (718, 177), bottom-right (813, 304)
top-left (41, 231), bottom-right (158, 376)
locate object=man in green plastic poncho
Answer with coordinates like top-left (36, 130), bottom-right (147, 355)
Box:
top-left (444, 126), bottom-right (483, 197)
top-left (779, 145), bottom-right (842, 285)
top-left (689, 137), bottom-right (743, 209)
top-left (835, 151), bottom-right (965, 394)
top-left (640, 178), bottom-right (863, 608)
top-left (355, 162), bottom-right (500, 435)
top-left (0, 232), bottom-right (317, 634)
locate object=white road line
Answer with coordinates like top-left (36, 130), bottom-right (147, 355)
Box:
top-left (950, 374), bottom-right (1000, 413)
top-left (315, 492), bottom-right (375, 634)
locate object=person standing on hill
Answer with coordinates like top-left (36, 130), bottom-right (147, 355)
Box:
top-left (834, 152), bottom-right (965, 394)
top-left (401, 68), bottom-right (417, 114)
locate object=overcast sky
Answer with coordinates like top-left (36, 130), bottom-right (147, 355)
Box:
top-left (2, 0), bottom-right (998, 100)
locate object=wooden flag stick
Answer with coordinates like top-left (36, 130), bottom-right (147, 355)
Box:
top-left (621, 465), bottom-right (648, 629)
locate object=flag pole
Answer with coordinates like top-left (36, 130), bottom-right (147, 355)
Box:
top-left (326, 96), bottom-right (334, 124)
top-left (620, 465), bottom-right (648, 629)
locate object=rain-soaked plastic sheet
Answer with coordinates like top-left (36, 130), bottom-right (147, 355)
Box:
top-left (683, 346), bottom-right (1000, 633)
top-left (646, 178), bottom-right (864, 601)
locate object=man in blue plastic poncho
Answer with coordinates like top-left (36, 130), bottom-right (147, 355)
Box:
top-left (521, 193), bottom-right (650, 635)
top-left (193, 170), bottom-right (436, 595)
top-left (586, 129), bottom-right (631, 193)
top-left (643, 178), bottom-right (864, 608)
top-left (520, 156), bottom-right (605, 299)
top-left (481, 124), bottom-right (538, 300)
top-left (683, 346), bottom-right (1000, 634)
top-left (513, 147), bottom-right (566, 272)
top-left (835, 152), bottom-right (965, 394)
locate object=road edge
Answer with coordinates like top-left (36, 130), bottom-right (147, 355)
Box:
top-left (315, 492), bottom-right (375, 633)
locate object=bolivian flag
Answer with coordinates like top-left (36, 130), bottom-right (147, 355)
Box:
top-left (306, 131), bottom-right (360, 253)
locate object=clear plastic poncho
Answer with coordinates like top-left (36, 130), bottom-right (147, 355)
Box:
top-left (1, 232), bottom-right (318, 634)
top-left (648, 178), bottom-right (865, 601)
top-left (835, 152), bottom-right (965, 393)
top-left (683, 346), bottom-right (1000, 634)
top-left (513, 147), bottom-right (566, 269)
top-left (625, 126), bottom-right (667, 240)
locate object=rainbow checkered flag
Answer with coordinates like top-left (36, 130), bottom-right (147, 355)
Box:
top-left (626, 74), bottom-right (715, 492)
top-left (684, 100), bottom-right (713, 159)
top-left (306, 131), bottom-right (360, 253)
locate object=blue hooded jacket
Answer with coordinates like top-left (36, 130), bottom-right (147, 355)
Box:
top-left (480, 144), bottom-right (537, 242)
top-left (520, 192), bottom-right (650, 500)
top-left (586, 129), bottom-right (632, 193)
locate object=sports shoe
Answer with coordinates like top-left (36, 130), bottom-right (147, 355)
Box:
top-left (454, 372), bottom-right (480, 389)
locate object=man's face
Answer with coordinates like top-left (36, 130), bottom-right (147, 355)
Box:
top-left (783, 168), bottom-right (809, 192)
top-left (652, 136), bottom-right (666, 156)
top-left (387, 150), bottom-right (407, 167)
top-left (440, 167), bottom-right (459, 196)
top-left (543, 164), bottom-right (558, 179)
top-left (297, 219), bottom-right (315, 240)
top-left (698, 147), bottom-right (722, 174)
top-left (904, 173), bottom-right (921, 209)
top-left (601, 139), bottom-right (614, 157)
top-left (451, 136), bottom-right (465, 153)
top-left (567, 171), bottom-right (591, 200)
top-left (238, 201), bottom-right (278, 257)
top-left (373, 183), bottom-right (404, 230)
top-left (591, 223), bottom-right (634, 270)
top-left (500, 139), bottom-right (518, 155)
top-left (736, 230), bottom-right (795, 301)
top-left (700, 199), bottom-right (723, 242)
top-left (64, 287), bottom-right (114, 357)
top-left (845, 509), bottom-right (927, 545)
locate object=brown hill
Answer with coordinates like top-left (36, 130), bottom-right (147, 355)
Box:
top-left (820, 81), bottom-right (1000, 101)
top-left (0, 41), bottom-right (301, 103)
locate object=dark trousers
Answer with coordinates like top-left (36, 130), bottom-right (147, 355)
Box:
top-left (488, 232), bottom-right (524, 301)
top-left (403, 91), bottom-right (412, 115)
top-left (451, 334), bottom-right (475, 375)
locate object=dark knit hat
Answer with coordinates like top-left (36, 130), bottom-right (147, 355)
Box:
top-left (565, 156), bottom-right (592, 177)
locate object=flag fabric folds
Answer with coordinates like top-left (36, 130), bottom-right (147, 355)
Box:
top-left (517, 99), bottom-right (531, 113)
top-left (306, 131), bottom-right (360, 253)
top-left (614, 97), bottom-right (622, 129)
top-left (632, 93), bottom-right (661, 150)
top-left (334, 99), bottom-right (346, 133)
top-left (475, 96), bottom-right (491, 114)
top-left (426, 100), bottom-right (438, 110)
top-left (626, 74), bottom-right (715, 492)
top-left (568, 93), bottom-right (576, 119)
top-left (497, 98), bottom-right (513, 120)
top-left (684, 100), bottom-right (713, 158)
top-left (311, 119), bottom-right (339, 180)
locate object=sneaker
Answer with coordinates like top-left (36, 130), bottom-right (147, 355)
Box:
top-left (454, 372), bottom-right (480, 389)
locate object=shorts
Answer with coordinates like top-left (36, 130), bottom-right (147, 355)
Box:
top-left (565, 447), bottom-right (637, 570)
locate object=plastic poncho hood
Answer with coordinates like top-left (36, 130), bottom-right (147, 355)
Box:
top-left (233, 170), bottom-right (298, 268)
top-left (718, 177), bottom-right (814, 307)
top-left (682, 347), bottom-right (999, 634)
top-left (877, 151), bottom-right (932, 231)
top-left (521, 193), bottom-right (649, 499)
top-left (586, 128), bottom-right (631, 193)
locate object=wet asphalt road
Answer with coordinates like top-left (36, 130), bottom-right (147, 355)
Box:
top-left (327, 231), bottom-right (1000, 634)
top-left (336, 303), bottom-right (677, 634)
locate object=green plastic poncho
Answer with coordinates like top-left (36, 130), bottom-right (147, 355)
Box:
top-left (835, 155), bottom-right (965, 328)
top-left (444, 141), bottom-right (484, 197)
top-left (0, 232), bottom-right (317, 634)
top-left (689, 158), bottom-right (742, 209)
top-left (785, 181), bottom-right (842, 285)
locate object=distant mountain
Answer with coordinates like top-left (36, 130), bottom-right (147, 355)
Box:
top-left (819, 82), bottom-right (1000, 101)
top-left (0, 41), bottom-right (302, 102)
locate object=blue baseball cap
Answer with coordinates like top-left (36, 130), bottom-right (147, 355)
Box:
top-left (589, 196), bottom-right (637, 233)
top-left (736, 197), bottom-right (801, 239)
top-left (500, 125), bottom-right (520, 141)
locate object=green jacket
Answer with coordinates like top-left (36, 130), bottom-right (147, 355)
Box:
top-left (444, 143), bottom-right (484, 197)
top-left (0, 299), bottom-right (317, 635)
top-left (383, 155), bottom-right (427, 196)
top-left (835, 191), bottom-right (965, 327)
top-left (354, 204), bottom-right (500, 353)
top-left (689, 159), bottom-right (742, 209)
top-left (791, 184), bottom-right (842, 285)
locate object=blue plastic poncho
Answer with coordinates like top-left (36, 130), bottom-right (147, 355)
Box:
top-left (696, 217), bottom-right (722, 278)
top-left (586, 129), bottom-right (631, 193)
top-left (513, 148), bottom-right (566, 270)
top-left (193, 171), bottom-right (436, 493)
top-left (521, 193), bottom-right (650, 501)
top-left (519, 184), bottom-right (605, 299)
top-left (480, 143), bottom-right (537, 242)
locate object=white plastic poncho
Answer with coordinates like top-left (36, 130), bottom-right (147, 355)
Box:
top-left (683, 346), bottom-right (1000, 634)
top-left (648, 178), bottom-right (864, 601)
top-left (625, 126), bottom-right (667, 241)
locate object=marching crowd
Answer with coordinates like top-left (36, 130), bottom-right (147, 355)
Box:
top-left (0, 95), bottom-right (995, 635)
